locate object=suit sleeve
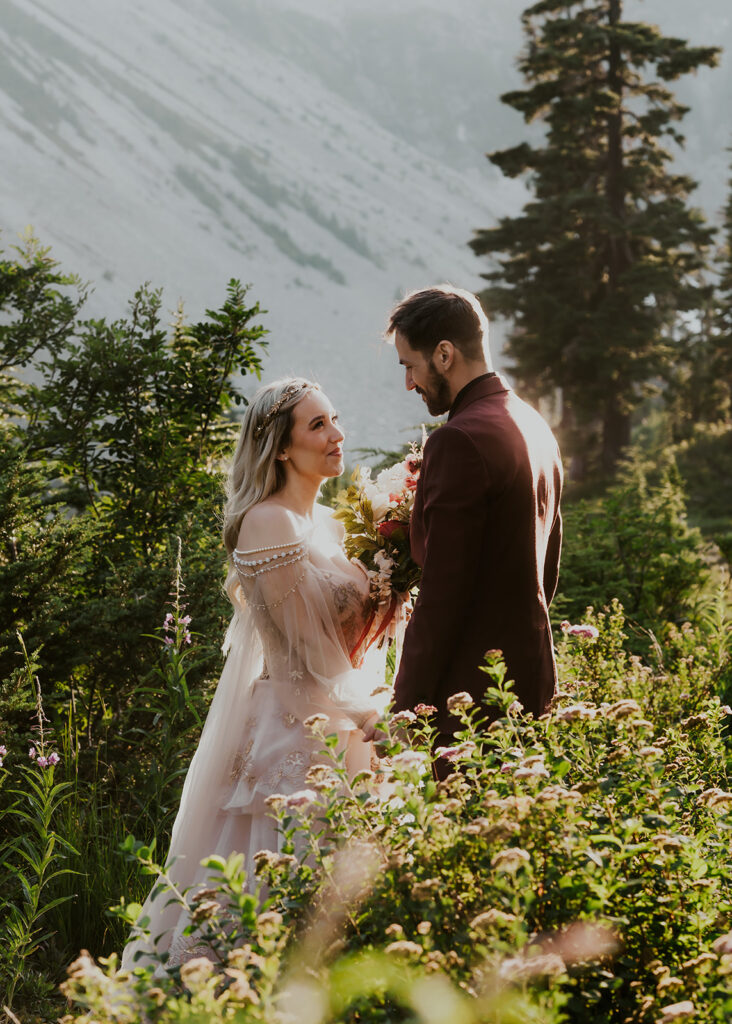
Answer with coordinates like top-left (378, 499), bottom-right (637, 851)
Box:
top-left (543, 507), bottom-right (562, 606)
top-left (392, 425), bottom-right (488, 712)
top-left (542, 455), bottom-right (563, 606)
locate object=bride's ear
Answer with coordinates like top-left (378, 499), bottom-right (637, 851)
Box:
top-left (277, 451), bottom-right (289, 462)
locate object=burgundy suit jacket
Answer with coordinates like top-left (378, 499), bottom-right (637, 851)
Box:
top-left (392, 373), bottom-right (563, 731)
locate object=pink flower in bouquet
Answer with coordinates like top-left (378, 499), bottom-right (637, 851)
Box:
top-left (405, 452), bottom-right (421, 475)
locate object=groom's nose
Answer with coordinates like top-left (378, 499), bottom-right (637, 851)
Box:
top-left (405, 369), bottom-right (416, 391)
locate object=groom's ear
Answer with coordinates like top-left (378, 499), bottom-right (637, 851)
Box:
top-left (434, 340), bottom-right (455, 370)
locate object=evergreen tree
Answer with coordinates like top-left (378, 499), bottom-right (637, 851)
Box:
top-left (712, 160), bottom-right (732, 414)
top-left (470, 0), bottom-right (719, 476)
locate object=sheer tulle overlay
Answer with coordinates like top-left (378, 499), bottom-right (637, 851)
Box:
top-left (122, 507), bottom-right (392, 969)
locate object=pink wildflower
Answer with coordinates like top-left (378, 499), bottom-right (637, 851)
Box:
top-left (564, 623), bottom-right (599, 640)
top-left (163, 636), bottom-right (174, 646)
top-left (414, 703), bottom-right (437, 715)
top-left (0, 758), bottom-right (3, 768)
top-left (48, 752), bottom-right (60, 766)
top-left (184, 632), bottom-right (192, 645)
top-left (181, 615), bottom-right (192, 625)
top-left (0, 745), bottom-right (6, 757)
top-left (37, 755), bottom-right (49, 768)
top-left (29, 746), bottom-right (36, 760)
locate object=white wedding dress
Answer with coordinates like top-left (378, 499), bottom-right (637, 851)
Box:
top-left (122, 505), bottom-right (390, 969)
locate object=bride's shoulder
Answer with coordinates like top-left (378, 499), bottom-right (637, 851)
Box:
top-left (236, 502), bottom-right (304, 553)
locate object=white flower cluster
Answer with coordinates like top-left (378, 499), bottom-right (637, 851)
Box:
top-left (360, 462), bottom-right (410, 521)
top-left (368, 548), bottom-right (396, 606)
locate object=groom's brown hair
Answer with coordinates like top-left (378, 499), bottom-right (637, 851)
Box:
top-left (386, 285), bottom-right (488, 360)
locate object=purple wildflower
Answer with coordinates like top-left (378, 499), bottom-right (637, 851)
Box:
top-left (29, 746), bottom-right (36, 760)
top-left (163, 636), bottom-right (174, 646)
top-left (37, 755), bottom-right (49, 768)
top-left (0, 745), bottom-right (6, 757)
top-left (48, 752), bottom-right (60, 766)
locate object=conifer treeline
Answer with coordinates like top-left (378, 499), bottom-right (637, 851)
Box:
top-left (471, 0), bottom-right (731, 478)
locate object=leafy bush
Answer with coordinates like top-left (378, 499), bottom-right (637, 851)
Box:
top-left (555, 451), bottom-right (709, 639)
top-left (60, 611), bottom-right (732, 1024)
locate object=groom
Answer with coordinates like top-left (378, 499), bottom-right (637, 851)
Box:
top-left (375, 286), bottom-right (563, 757)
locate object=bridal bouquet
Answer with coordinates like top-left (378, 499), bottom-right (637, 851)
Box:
top-left (333, 443), bottom-right (423, 656)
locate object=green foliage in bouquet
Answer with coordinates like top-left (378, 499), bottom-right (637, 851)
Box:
top-left (332, 449), bottom-right (423, 597)
top-left (60, 607), bottom-right (732, 1024)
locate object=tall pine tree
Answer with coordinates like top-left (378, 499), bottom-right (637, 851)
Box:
top-left (470, 0), bottom-right (719, 477)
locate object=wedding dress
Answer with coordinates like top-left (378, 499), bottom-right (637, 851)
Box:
top-left (122, 505), bottom-right (390, 969)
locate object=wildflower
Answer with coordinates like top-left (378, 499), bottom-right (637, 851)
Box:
top-left (491, 847), bottom-right (531, 873)
top-left (412, 879), bottom-right (440, 898)
top-left (303, 713), bottom-right (329, 731)
top-left (305, 764), bottom-right (340, 789)
top-left (257, 910), bottom-right (283, 935)
top-left (29, 746), bottom-right (36, 759)
top-left (435, 741), bottom-right (476, 762)
top-left (391, 750), bottom-right (430, 772)
top-left (471, 909), bottom-right (517, 930)
top-left (264, 794), bottom-right (287, 812)
top-left (446, 691), bottom-right (473, 713)
top-left (557, 703), bottom-right (597, 722)
top-left (712, 932), bottom-right (732, 955)
top-left (164, 612), bottom-right (174, 627)
top-left (184, 632), bottom-right (192, 644)
top-left (652, 833), bottom-right (683, 851)
top-left (499, 952), bottom-right (565, 980)
top-left (191, 899), bottom-right (220, 925)
top-left (697, 788), bottom-right (732, 809)
top-left (385, 940), bottom-right (423, 957)
top-left (414, 703), bottom-right (437, 715)
top-left (181, 614), bottom-right (192, 625)
top-left (284, 789), bottom-right (318, 810)
top-left (0, 745), bottom-right (6, 756)
top-left (163, 636), bottom-right (174, 646)
top-left (390, 710), bottom-right (417, 727)
top-left (657, 977), bottom-right (684, 993)
top-left (385, 923), bottom-right (405, 938)
top-left (48, 752), bottom-right (60, 766)
top-left (514, 763), bottom-right (550, 780)
top-left (416, 921), bottom-right (432, 935)
top-left (638, 746), bottom-right (664, 759)
top-left (37, 755), bottom-right (49, 768)
top-left (721, 705), bottom-right (732, 716)
top-left (605, 699), bottom-right (641, 720)
top-left (507, 700), bottom-right (523, 716)
top-left (180, 957), bottom-right (214, 989)
top-left (224, 969), bottom-right (260, 1004)
top-left (561, 622), bottom-right (599, 640)
top-left (658, 1001), bottom-right (695, 1023)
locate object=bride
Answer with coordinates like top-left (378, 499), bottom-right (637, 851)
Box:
top-left (122, 377), bottom-right (390, 969)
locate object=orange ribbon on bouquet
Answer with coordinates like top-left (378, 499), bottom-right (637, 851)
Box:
top-left (349, 593), bottom-right (399, 665)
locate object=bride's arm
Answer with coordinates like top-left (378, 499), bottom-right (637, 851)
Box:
top-left (237, 506), bottom-right (381, 730)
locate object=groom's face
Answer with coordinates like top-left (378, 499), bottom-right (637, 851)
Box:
top-left (395, 331), bottom-right (452, 416)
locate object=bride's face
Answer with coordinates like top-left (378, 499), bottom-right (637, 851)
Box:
top-left (280, 390), bottom-right (345, 479)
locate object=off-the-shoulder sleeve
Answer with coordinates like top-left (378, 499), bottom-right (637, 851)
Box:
top-left (234, 539), bottom-right (383, 730)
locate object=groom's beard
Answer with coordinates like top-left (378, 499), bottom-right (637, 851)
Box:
top-left (416, 360), bottom-right (452, 416)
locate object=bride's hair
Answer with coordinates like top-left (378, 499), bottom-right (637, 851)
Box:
top-left (222, 377), bottom-right (318, 592)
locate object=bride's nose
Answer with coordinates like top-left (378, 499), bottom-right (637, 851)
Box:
top-left (329, 420), bottom-right (345, 443)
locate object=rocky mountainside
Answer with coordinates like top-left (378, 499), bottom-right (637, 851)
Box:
top-left (1, 0), bottom-right (729, 450)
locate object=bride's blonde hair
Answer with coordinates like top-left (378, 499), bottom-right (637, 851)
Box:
top-left (222, 377), bottom-right (318, 599)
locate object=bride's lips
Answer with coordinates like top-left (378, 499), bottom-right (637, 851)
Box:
top-left (328, 448), bottom-right (343, 457)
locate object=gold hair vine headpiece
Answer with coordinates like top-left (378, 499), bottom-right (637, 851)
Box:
top-left (253, 382), bottom-right (309, 441)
